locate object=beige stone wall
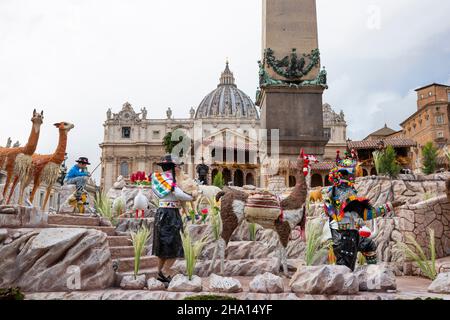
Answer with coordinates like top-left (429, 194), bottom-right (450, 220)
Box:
top-left (355, 174), bottom-right (448, 205)
top-left (397, 196), bottom-right (450, 258)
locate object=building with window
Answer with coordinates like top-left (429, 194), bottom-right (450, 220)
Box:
top-left (398, 83), bottom-right (450, 171)
top-left (99, 62), bottom-right (348, 191)
top-left (322, 103), bottom-right (348, 160)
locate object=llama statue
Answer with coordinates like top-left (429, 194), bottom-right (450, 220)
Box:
top-left (0, 110), bottom-right (44, 203)
top-left (211, 150), bottom-right (308, 276)
top-left (16, 122), bottom-right (74, 210)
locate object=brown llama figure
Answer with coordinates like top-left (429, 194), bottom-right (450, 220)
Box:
top-left (0, 110), bottom-right (44, 202)
top-left (17, 122), bottom-right (74, 210)
top-left (211, 152), bottom-right (308, 276)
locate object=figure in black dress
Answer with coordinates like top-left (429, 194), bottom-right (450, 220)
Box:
top-left (151, 154), bottom-right (193, 284)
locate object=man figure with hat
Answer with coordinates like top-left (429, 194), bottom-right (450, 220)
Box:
top-left (322, 149), bottom-right (404, 271)
top-left (65, 157), bottom-right (91, 202)
top-left (151, 154), bottom-right (193, 285)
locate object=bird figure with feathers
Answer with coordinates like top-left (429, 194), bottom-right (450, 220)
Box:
top-left (133, 185), bottom-right (149, 219)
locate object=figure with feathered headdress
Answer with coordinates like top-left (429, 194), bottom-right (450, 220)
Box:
top-left (322, 149), bottom-right (404, 271)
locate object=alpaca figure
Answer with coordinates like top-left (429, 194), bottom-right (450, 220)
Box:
top-left (17, 122), bottom-right (74, 210)
top-left (210, 151), bottom-right (308, 276)
top-left (0, 110), bottom-right (44, 202)
top-left (308, 187), bottom-right (323, 203)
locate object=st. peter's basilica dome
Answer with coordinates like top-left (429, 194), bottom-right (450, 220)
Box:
top-left (195, 62), bottom-right (259, 120)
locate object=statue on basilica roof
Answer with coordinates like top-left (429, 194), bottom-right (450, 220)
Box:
top-left (141, 107), bottom-right (147, 120)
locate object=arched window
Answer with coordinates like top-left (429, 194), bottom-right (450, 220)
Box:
top-left (246, 173), bottom-right (255, 186)
top-left (222, 168), bottom-right (232, 186)
top-left (311, 174), bottom-right (324, 188)
top-left (289, 176), bottom-right (296, 187)
top-left (234, 169), bottom-right (244, 187)
top-left (120, 162), bottom-right (129, 177)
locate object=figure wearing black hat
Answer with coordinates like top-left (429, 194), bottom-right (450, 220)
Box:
top-left (196, 157), bottom-right (209, 185)
top-left (65, 157), bottom-right (91, 202)
top-left (151, 154), bottom-right (193, 285)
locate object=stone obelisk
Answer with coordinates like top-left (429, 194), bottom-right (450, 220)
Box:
top-left (257, 0), bottom-right (328, 159)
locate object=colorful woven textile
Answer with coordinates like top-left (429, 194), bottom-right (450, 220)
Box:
top-left (151, 172), bottom-right (174, 198)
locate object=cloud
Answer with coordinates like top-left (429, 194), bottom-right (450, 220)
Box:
top-left (319, 0), bottom-right (450, 140)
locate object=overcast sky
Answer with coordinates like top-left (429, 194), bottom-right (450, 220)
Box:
top-left (1, 0), bottom-right (449, 184)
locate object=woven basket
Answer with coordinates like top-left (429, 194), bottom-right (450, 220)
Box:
top-left (244, 193), bottom-right (281, 228)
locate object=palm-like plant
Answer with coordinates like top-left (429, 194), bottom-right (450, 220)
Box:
top-left (130, 226), bottom-right (151, 279)
top-left (213, 172), bottom-right (225, 189)
top-left (373, 150), bottom-right (382, 176)
top-left (180, 230), bottom-right (207, 281)
top-left (422, 142), bottom-right (438, 175)
top-left (399, 228), bottom-right (437, 280)
top-left (207, 197), bottom-right (222, 241)
top-left (304, 220), bottom-right (328, 266)
top-left (248, 223), bottom-right (257, 241)
top-left (373, 146), bottom-right (400, 177)
top-left (112, 197), bottom-right (125, 218)
top-left (357, 252), bottom-right (367, 266)
top-left (443, 146), bottom-right (450, 166)
top-left (94, 192), bottom-right (116, 224)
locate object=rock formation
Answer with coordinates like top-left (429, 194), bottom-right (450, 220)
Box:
top-left (0, 228), bottom-right (115, 292)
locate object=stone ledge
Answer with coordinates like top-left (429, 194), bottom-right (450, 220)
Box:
top-left (173, 258), bottom-right (279, 277)
top-left (24, 289), bottom-right (450, 301)
top-left (0, 205), bottom-right (48, 228)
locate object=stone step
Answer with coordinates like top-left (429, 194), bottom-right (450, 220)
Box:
top-left (47, 224), bottom-right (116, 236)
top-left (48, 214), bottom-right (100, 227)
top-left (173, 258), bottom-right (279, 277)
top-left (116, 256), bottom-right (159, 273)
top-left (200, 240), bottom-right (273, 261)
top-left (108, 236), bottom-right (132, 247)
top-left (115, 267), bottom-right (159, 287)
top-left (110, 246), bottom-right (135, 259)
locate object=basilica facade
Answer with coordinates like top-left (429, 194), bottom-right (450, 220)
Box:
top-left (100, 62), bottom-right (347, 191)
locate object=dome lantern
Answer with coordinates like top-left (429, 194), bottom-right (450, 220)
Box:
top-left (218, 60), bottom-right (236, 87)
